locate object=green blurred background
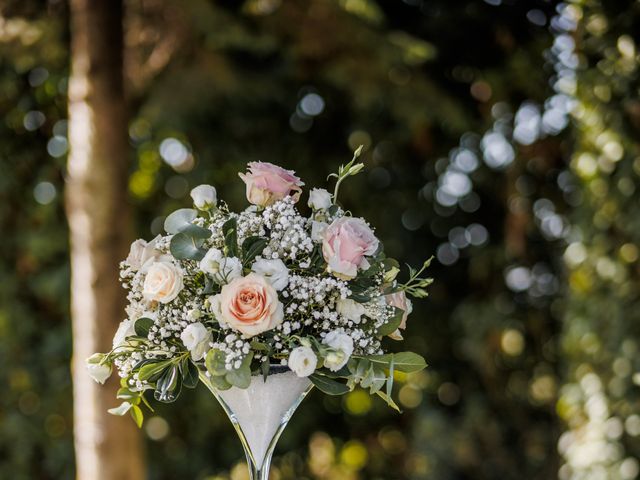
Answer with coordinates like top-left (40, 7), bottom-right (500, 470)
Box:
top-left (2, 0), bottom-right (640, 478)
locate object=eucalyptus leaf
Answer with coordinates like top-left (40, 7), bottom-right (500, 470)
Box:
top-left (310, 374), bottom-right (351, 395)
top-left (170, 232), bottom-right (206, 261)
top-left (208, 374), bottom-right (232, 390)
top-left (205, 349), bottom-right (228, 377)
top-left (225, 352), bottom-right (253, 389)
top-left (164, 208), bottom-right (197, 234)
top-left (368, 352), bottom-right (427, 373)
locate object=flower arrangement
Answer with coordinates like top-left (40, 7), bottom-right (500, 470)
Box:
top-left (88, 148), bottom-right (432, 426)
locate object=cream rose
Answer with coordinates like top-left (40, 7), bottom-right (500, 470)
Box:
top-left (239, 161), bottom-right (304, 207)
top-left (142, 261), bottom-right (184, 304)
top-left (322, 217), bottom-right (379, 280)
top-left (190, 184), bottom-right (217, 210)
top-left (180, 322), bottom-right (212, 361)
top-left (217, 273), bottom-right (284, 337)
top-left (386, 291), bottom-right (413, 340)
top-left (322, 331), bottom-right (354, 371)
top-left (86, 353), bottom-right (112, 384)
top-left (308, 188), bottom-right (332, 211)
top-left (126, 235), bottom-right (162, 270)
top-left (288, 346), bottom-right (318, 377)
top-left (199, 248), bottom-right (242, 284)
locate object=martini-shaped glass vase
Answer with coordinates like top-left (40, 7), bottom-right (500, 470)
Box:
top-left (201, 366), bottom-right (313, 480)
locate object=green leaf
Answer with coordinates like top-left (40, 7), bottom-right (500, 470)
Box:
top-left (108, 402), bottom-right (132, 416)
top-left (222, 218), bottom-right (238, 257)
top-left (170, 232), bottom-right (207, 261)
top-left (310, 373), bottom-right (351, 395)
top-left (116, 387), bottom-right (139, 401)
top-left (208, 374), bottom-right (232, 390)
top-left (367, 352), bottom-right (427, 373)
top-left (180, 223), bottom-right (212, 239)
top-left (137, 360), bottom-right (172, 382)
top-left (375, 390), bottom-right (402, 413)
top-left (130, 404), bottom-right (144, 428)
top-left (369, 367), bottom-right (387, 394)
top-left (250, 340), bottom-right (270, 351)
top-left (225, 352), bottom-right (253, 389)
top-left (134, 317), bottom-right (153, 337)
top-left (242, 236), bottom-right (268, 265)
top-left (180, 358), bottom-right (199, 389)
top-left (205, 349), bottom-right (228, 377)
top-left (164, 208), bottom-right (197, 234)
top-left (154, 365), bottom-right (182, 403)
top-left (386, 356), bottom-right (395, 398)
top-left (376, 306), bottom-right (404, 337)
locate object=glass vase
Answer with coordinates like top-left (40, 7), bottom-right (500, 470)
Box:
top-left (200, 366), bottom-right (313, 480)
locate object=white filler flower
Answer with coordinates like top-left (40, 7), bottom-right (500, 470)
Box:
top-left (251, 258), bottom-right (290, 291)
top-left (288, 346), bottom-right (318, 377)
top-left (86, 353), bottom-right (112, 384)
top-left (180, 322), bottom-right (212, 361)
top-left (199, 248), bottom-right (242, 284)
top-left (190, 184), bottom-right (217, 210)
top-left (308, 188), bottom-right (332, 211)
top-left (322, 331), bottom-right (354, 371)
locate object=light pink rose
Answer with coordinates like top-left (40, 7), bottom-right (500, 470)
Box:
top-left (322, 217), bottom-right (379, 280)
top-left (386, 291), bottom-right (413, 340)
top-left (217, 273), bottom-right (284, 337)
top-left (238, 162), bottom-right (304, 207)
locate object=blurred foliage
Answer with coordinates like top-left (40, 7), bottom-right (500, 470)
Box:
top-left (557, 1), bottom-right (640, 479)
top-left (1, 0), bottom-right (639, 479)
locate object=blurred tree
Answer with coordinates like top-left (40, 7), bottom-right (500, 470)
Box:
top-left (66, 0), bottom-right (145, 478)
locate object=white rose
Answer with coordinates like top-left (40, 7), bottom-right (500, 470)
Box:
top-left (251, 258), bottom-right (289, 291)
top-left (288, 346), bottom-right (318, 377)
top-left (86, 353), bottom-right (112, 384)
top-left (190, 184), bottom-right (217, 210)
top-left (180, 322), bottom-right (212, 361)
top-left (311, 221), bottom-right (328, 242)
top-left (199, 248), bottom-right (242, 284)
top-left (113, 319), bottom-right (136, 348)
top-left (126, 235), bottom-right (162, 270)
top-left (336, 298), bottom-right (365, 323)
top-left (322, 331), bottom-right (354, 371)
top-left (208, 294), bottom-right (227, 328)
top-left (142, 261), bottom-right (184, 303)
top-left (308, 188), bottom-right (332, 211)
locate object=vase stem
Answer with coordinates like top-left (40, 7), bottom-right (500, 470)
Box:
top-left (200, 368), bottom-right (313, 480)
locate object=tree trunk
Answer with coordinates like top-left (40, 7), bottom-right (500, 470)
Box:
top-left (66, 0), bottom-right (145, 479)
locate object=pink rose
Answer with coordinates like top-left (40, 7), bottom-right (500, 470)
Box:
top-left (386, 291), bottom-right (413, 340)
top-left (322, 217), bottom-right (379, 280)
top-left (216, 273), bottom-right (284, 337)
top-left (239, 161), bottom-right (304, 207)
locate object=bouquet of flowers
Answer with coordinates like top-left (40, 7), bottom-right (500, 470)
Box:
top-left (87, 148), bottom-right (432, 427)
